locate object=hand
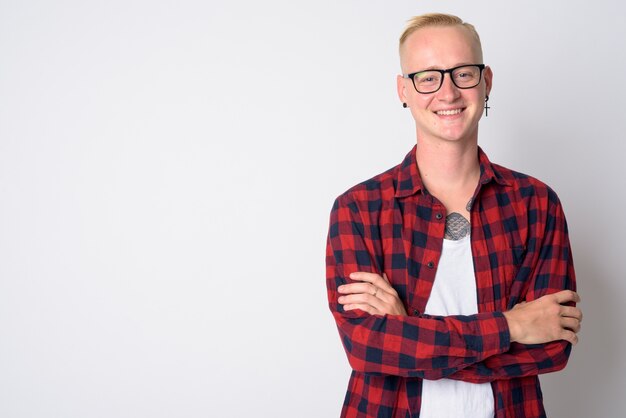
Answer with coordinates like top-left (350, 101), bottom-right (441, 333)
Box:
top-left (503, 290), bottom-right (583, 345)
top-left (337, 272), bottom-right (407, 316)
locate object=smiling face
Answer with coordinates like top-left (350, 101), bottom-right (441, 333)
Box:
top-left (397, 25), bottom-right (492, 145)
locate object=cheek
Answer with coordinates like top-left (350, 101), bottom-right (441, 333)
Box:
top-left (409, 94), bottom-right (434, 110)
top-left (409, 106), bottom-right (438, 128)
top-left (471, 86), bottom-right (487, 101)
top-left (458, 91), bottom-right (484, 110)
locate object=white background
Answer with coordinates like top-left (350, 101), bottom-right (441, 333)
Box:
top-left (1, 1), bottom-right (624, 417)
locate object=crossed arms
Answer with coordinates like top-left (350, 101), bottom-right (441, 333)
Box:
top-left (326, 189), bottom-right (582, 382)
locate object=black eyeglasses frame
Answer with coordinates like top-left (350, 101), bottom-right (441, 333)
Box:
top-left (403, 64), bottom-right (486, 94)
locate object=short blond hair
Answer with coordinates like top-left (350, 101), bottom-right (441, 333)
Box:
top-left (399, 13), bottom-right (483, 57)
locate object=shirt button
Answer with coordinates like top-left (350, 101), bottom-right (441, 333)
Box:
top-left (413, 309), bottom-right (420, 315)
top-left (435, 213), bottom-right (443, 220)
top-left (427, 261), bottom-right (434, 269)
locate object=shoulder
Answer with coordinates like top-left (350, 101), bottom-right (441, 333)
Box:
top-left (333, 163), bottom-right (399, 213)
top-left (490, 161), bottom-right (563, 209)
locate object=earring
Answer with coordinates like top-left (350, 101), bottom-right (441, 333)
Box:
top-left (402, 103), bottom-right (408, 108)
top-left (484, 95), bottom-right (490, 117)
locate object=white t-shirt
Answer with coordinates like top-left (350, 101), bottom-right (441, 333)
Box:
top-left (419, 235), bottom-right (495, 418)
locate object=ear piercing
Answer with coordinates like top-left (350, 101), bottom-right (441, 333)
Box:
top-left (403, 103), bottom-right (408, 108)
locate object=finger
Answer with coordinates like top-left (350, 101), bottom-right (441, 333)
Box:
top-left (559, 305), bottom-right (583, 321)
top-left (560, 329), bottom-right (579, 346)
top-left (378, 273), bottom-right (399, 297)
top-left (339, 293), bottom-right (387, 311)
top-left (560, 317), bottom-right (581, 333)
top-left (349, 272), bottom-right (395, 292)
top-left (339, 285), bottom-right (398, 310)
top-left (337, 283), bottom-right (394, 302)
top-left (553, 290), bottom-right (580, 304)
top-left (338, 283), bottom-right (378, 295)
top-left (382, 273), bottom-right (390, 284)
top-left (349, 272), bottom-right (380, 283)
top-left (350, 272), bottom-right (398, 296)
top-left (343, 303), bottom-right (381, 315)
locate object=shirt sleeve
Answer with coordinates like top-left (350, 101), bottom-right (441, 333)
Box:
top-left (442, 189), bottom-right (577, 383)
top-left (326, 194), bottom-right (511, 379)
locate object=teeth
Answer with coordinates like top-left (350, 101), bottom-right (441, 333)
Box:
top-left (436, 109), bottom-right (462, 115)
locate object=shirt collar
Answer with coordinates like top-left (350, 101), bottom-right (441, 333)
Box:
top-left (394, 145), bottom-right (512, 199)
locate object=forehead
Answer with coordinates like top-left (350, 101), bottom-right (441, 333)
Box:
top-left (400, 25), bottom-right (482, 71)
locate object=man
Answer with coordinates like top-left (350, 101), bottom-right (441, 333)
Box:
top-left (326, 13), bottom-right (582, 418)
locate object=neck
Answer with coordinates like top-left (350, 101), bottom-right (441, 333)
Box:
top-left (414, 139), bottom-right (480, 198)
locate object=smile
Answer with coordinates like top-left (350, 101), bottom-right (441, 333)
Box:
top-left (435, 108), bottom-right (464, 116)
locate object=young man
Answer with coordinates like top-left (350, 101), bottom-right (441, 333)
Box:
top-left (326, 14), bottom-right (582, 418)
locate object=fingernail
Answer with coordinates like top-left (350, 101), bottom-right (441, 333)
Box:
top-left (338, 285), bottom-right (345, 292)
top-left (338, 296), bottom-right (344, 302)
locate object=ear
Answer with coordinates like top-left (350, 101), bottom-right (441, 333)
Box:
top-left (397, 74), bottom-right (409, 104)
top-left (484, 65), bottom-right (493, 97)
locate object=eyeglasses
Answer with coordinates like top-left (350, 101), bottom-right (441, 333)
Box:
top-left (403, 64), bottom-right (486, 94)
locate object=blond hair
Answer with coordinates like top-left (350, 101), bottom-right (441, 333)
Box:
top-left (399, 13), bottom-right (483, 57)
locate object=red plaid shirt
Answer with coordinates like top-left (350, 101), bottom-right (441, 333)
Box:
top-left (326, 146), bottom-right (576, 418)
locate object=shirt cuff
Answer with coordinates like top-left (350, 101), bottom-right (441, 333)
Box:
top-left (475, 312), bottom-right (511, 357)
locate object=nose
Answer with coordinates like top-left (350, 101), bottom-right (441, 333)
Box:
top-left (436, 73), bottom-right (461, 101)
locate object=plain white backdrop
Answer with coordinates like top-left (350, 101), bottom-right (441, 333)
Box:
top-left (1, 0), bottom-right (624, 417)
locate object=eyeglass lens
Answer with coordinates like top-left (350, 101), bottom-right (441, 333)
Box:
top-left (413, 65), bottom-right (482, 93)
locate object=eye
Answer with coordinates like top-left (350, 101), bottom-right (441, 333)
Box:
top-left (453, 66), bottom-right (480, 82)
top-left (415, 71), bottom-right (440, 85)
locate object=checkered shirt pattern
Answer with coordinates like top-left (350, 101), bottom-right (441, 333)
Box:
top-left (326, 146), bottom-right (576, 418)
